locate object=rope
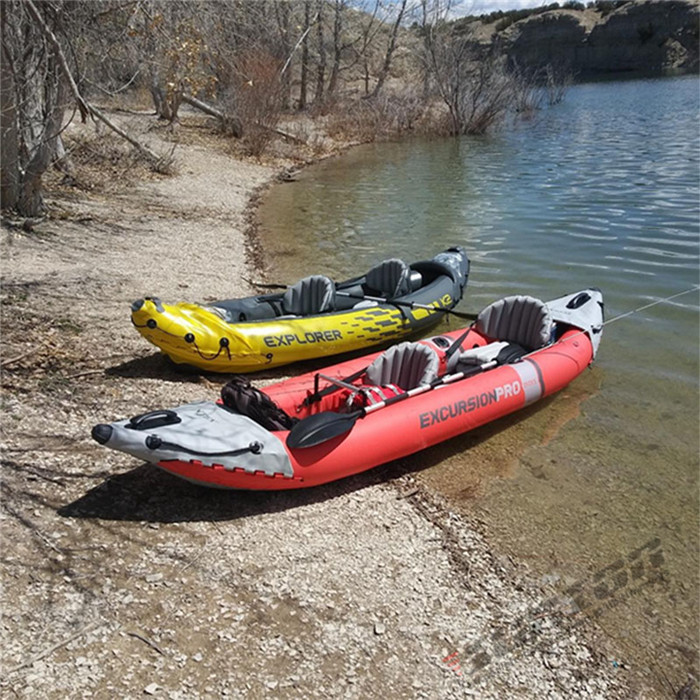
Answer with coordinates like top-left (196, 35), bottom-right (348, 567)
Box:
top-left (132, 319), bottom-right (232, 362)
top-left (193, 339), bottom-right (231, 362)
top-left (602, 285), bottom-right (699, 327)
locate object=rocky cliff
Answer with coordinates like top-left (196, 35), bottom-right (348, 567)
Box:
top-left (483, 0), bottom-right (699, 79)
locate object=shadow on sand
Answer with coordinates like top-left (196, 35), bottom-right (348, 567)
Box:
top-left (58, 397), bottom-right (557, 524)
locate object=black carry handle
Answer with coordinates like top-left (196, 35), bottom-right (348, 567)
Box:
top-left (126, 409), bottom-right (182, 431)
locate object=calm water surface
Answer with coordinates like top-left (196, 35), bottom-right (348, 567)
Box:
top-left (259, 76), bottom-right (699, 691)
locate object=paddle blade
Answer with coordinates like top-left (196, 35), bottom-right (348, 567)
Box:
top-left (286, 410), bottom-right (361, 449)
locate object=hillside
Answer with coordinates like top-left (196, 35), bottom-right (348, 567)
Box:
top-left (463, 0), bottom-right (699, 79)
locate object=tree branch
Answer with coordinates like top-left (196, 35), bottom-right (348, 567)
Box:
top-left (24, 0), bottom-right (162, 165)
top-left (180, 93), bottom-right (242, 138)
top-left (280, 11), bottom-right (319, 77)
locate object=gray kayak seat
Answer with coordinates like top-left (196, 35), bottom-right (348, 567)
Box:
top-left (476, 295), bottom-right (553, 351)
top-left (365, 258), bottom-right (412, 298)
top-left (282, 275), bottom-right (335, 316)
top-left (365, 342), bottom-right (440, 391)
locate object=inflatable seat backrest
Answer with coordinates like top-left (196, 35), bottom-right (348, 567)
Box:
top-left (282, 275), bottom-right (335, 316)
top-left (365, 259), bottom-right (411, 299)
top-left (365, 341), bottom-right (440, 391)
top-left (476, 295), bottom-right (553, 351)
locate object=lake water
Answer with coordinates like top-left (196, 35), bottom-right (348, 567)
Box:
top-left (258, 76), bottom-right (699, 692)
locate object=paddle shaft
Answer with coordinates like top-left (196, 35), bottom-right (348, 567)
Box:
top-left (362, 361), bottom-right (496, 416)
top-left (317, 373), bottom-right (365, 393)
top-left (335, 291), bottom-right (477, 321)
top-left (301, 325), bottom-right (476, 408)
top-left (286, 361), bottom-right (498, 449)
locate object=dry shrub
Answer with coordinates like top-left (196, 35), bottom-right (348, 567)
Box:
top-left (544, 63), bottom-right (573, 105)
top-left (226, 51), bottom-right (285, 157)
top-left (325, 89), bottom-right (427, 142)
top-left (325, 99), bottom-right (382, 141)
top-left (510, 63), bottom-right (544, 115)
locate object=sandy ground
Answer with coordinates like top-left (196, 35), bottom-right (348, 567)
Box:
top-left (1, 112), bottom-right (634, 698)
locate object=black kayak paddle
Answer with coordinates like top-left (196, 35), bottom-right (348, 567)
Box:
top-left (335, 291), bottom-right (477, 322)
top-left (243, 279), bottom-right (477, 322)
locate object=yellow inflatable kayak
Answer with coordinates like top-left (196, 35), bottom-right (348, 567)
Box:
top-left (131, 247), bottom-right (470, 373)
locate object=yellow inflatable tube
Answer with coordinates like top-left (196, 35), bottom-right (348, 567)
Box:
top-left (132, 298), bottom-right (409, 373)
top-left (130, 246), bottom-right (470, 373)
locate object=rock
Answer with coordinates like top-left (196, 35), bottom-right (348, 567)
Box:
top-left (471, 0), bottom-right (699, 78)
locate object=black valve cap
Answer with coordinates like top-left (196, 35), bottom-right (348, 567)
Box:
top-left (91, 424), bottom-right (113, 445)
top-left (184, 333), bottom-right (195, 343)
top-left (147, 319), bottom-right (157, 329)
top-left (220, 337), bottom-right (230, 347)
top-left (145, 435), bottom-right (162, 450)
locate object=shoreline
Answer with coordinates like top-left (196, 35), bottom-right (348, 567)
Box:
top-left (1, 111), bottom-right (632, 698)
top-left (231, 129), bottom-right (640, 696)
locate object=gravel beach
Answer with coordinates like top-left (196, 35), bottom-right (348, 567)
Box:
top-left (1, 112), bottom-right (633, 698)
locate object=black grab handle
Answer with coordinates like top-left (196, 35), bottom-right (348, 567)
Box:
top-left (126, 409), bottom-right (181, 431)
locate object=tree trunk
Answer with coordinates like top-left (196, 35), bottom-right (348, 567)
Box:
top-left (327, 0), bottom-right (343, 95)
top-left (0, 4), bottom-right (19, 210)
top-left (150, 71), bottom-right (169, 119)
top-left (181, 93), bottom-right (243, 138)
top-left (299, 0), bottom-right (311, 109)
top-left (53, 136), bottom-right (75, 178)
top-left (369, 0), bottom-right (407, 99)
top-left (314, 0), bottom-right (325, 104)
top-left (274, 0), bottom-right (292, 109)
top-left (17, 53), bottom-right (66, 216)
top-left (2, 1), bottom-right (69, 217)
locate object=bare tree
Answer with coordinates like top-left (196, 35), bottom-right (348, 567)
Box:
top-left (420, 1), bottom-right (516, 134)
top-left (230, 50), bottom-right (285, 156)
top-left (273, 0), bottom-right (293, 108)
top-left (1, 1), bottom-right (70, 215)
top-left (327, 0), bottom-right (381, 98)
top-left (327, 0), bottom-right (346, 95)
top-left (436, 43), bottom-right (515, 133)
top-left (313, 0), bottom-right (326, 103)
top-left (1, 0), bottom-right (173, 216)
top-left (299, 0), bottom-right (312, 109)
top-left (369, 0), bottom-right (409, 99)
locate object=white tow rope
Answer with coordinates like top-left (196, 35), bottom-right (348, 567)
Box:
top-left (603, 285), bottom-right (699, 327)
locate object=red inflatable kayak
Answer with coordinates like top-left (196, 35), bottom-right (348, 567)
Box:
top-left (92, 289), bottom-right (603, 490)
